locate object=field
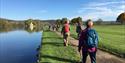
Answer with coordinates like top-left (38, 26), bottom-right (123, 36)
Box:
top-left (39, 31), bottom-right (80, 63)
top-left (70, 25), bottom-right (125, 57)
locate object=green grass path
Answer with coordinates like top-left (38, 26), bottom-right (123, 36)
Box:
top-left (39, 31), bottom-right (80, 63)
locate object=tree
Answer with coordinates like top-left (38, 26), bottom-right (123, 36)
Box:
top-left (55, 19), bottom-right (61, 30)
top-left (96, 18), bottom-right (103, 25)
top-left (77, 17), bottom-right (83, 24)
top-left (71, 18), bottom-right (77, 24)
top-left (116, 12), bottom-right (125, 24)
top-left (71, 17), bottom-right (83, 24)
top-left (61, 18), bottom-right (68, 24)
top-left (56, 19), bottom-right (61, 25)
top-left (25, 19), bottom-right (32, 25)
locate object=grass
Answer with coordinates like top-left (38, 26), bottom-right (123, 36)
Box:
top-left (70, 25), bottom-right (125, 57)
top-left (39, 31), bottom-right (80, 63)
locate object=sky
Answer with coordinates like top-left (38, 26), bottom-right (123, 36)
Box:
top-left (0, 0), bottom-right (125, 21)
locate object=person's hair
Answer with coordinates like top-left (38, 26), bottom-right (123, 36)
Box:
top-left (65, 20), bottom-right (69, 24)
top-left (65, 21), bottom-right (67, 24)
top-left (86, 19), bottom-right (92, 27)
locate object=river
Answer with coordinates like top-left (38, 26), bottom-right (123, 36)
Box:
top-left (0, 30), bottom-right (42, 63)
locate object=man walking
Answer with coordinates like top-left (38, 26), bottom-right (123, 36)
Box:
top-left (76, 21), bottom-right (82, 39)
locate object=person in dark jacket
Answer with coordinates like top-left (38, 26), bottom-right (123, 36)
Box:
top-left (76, 21), bottom-right (82, 39)
top-left (78, 20), bottom-right (99, 63)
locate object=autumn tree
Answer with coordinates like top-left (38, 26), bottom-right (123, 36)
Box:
top-left (116, 12), bottom-right (125, 24)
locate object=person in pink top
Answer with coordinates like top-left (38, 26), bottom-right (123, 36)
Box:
top-left (61, 20), bottom-right (70, 46)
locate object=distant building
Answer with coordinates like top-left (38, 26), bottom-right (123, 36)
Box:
top-left (30, 22), bottom-right (34, 30)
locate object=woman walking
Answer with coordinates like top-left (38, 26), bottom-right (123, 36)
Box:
top-left (61, 20), bottom-right (70, 46)
top-left (78, 20), bottom-right (99, 63)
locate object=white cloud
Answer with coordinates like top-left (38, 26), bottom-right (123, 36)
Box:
top-left (87, 1), bottom-right (125, 7)
top-left (77, 1), bottom-right (125, 21)
top-left (39, 10), bottom-right (48, 13)
top-left (119, 5), bottom-right (125, 10)
top-left (78, 7), bottom-right (112, 13)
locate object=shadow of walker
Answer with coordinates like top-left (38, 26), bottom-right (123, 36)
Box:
top-left (41, 55), bottom-right (79, 63)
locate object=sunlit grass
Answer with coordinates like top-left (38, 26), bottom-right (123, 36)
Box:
top-left (39, 31), bottom-right (80, 63)
top-left (70, 25), bottom-right (125, 57)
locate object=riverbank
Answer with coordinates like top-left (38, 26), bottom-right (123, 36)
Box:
top-left (38, 31), bottom-right (80, 63)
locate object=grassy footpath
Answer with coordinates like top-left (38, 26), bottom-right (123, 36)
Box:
top-left (70, 25), bottom-right (125, 57)
top-left (39, 31), bottom-right (80, 63)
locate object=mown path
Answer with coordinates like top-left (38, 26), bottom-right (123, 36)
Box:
top-left (56, 32), bottom-right (125, 63)
top-left (39, 31), bottom-right (80, 63)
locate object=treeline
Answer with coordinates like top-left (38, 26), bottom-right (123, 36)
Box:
top-left (55, 17), bottom-right (82, 25)
top-left (0, 18), bottom-right (46, 32)
top-left (0, 18), bottom-right (25, 32)
top-left (55, 12), bottom-right (125, 26)
top-left (55, 18), bottom-right (124, 26)
top-left (0, 12), bottom-right (124, 32)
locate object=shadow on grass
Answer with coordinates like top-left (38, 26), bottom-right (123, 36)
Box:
top-left (43, 37), bottom-right (62, 40)
top-left (43, 30), bottom-right (52, 32)
top-left (42, 55), bottom-right (79, 63)
top-left (41, 62), bottom-right (51, 63)
top-left (70, 34), bottom-right (77, 39)
top-left (42, 42), bottom-right (63, 46)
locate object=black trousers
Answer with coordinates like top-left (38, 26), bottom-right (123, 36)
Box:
top-left (82, 50), bottom-right (96, 63)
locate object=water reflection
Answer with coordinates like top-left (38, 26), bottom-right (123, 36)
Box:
top-left (0, 24), bottom-right (43, 33)
top-left (0, 27), bottom-right (42, 63)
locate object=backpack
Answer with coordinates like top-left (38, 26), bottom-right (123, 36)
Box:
top-left (86, 29), bottom-right (98, 48)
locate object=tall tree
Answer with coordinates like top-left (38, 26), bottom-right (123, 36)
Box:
top-left (61, 18), bottom-right (68, 24)
top-left (77, 17), bottom-right (83, 24)
top-left (71, 17), bottom-right (83, 24)
top-left (56, 19), bottom-right (61, 25)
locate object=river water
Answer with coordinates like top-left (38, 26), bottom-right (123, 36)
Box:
top-left (0, 30), bottom-right (42, 63)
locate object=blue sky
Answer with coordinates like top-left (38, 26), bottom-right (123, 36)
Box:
top-left (0, 0), bottom-right (125, 21)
